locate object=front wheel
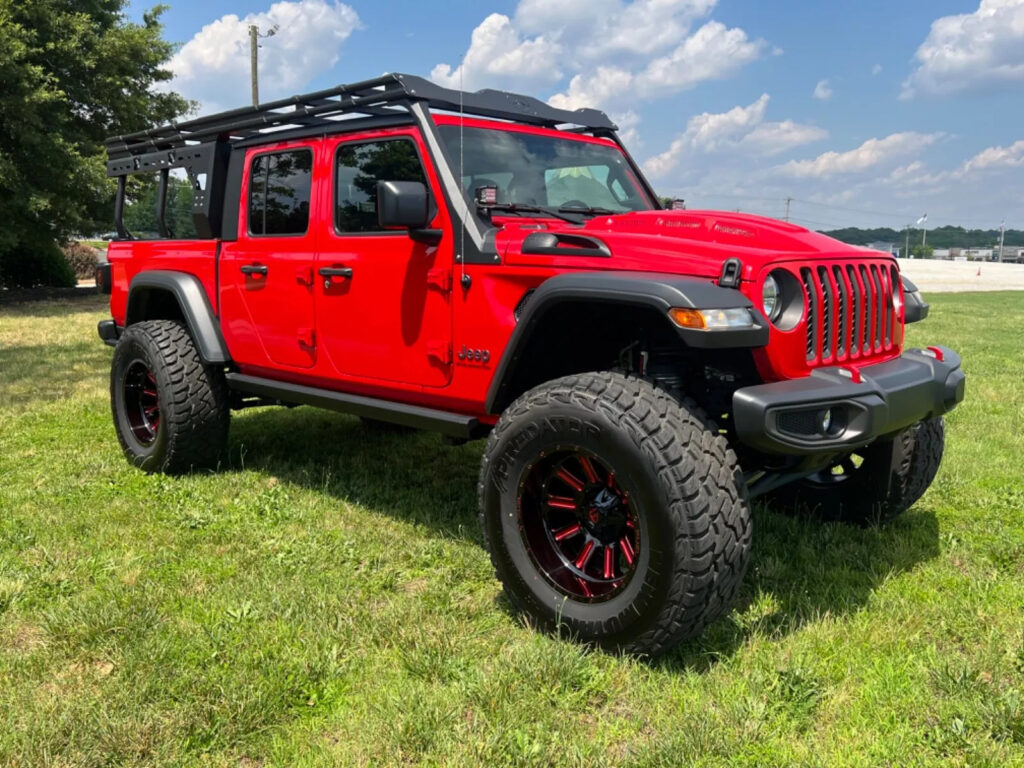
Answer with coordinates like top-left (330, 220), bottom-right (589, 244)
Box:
top-left (769, 417), bottom-right (945, 525)
top-left (478, 372), bottom-right (752, 657)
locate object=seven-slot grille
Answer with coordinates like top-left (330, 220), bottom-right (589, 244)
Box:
top-left (800, 262), bottom-right (901, 364)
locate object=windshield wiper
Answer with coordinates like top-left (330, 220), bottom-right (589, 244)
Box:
top-left (557, 205), bottom-right (620, 217)
top-left (482, 202), bottom-right (583, 224)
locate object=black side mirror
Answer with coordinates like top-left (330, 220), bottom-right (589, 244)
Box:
top-left (376, 180), bottom-right (442, 245)
top-left (377, 180), bottom-right (429, 229)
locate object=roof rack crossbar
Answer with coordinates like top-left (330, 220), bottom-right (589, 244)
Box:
top-left (105, 73), bottom-right (616, 160)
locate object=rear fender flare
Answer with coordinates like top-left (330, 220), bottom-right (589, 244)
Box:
top-left (125, 271), bottom-right (230, 364)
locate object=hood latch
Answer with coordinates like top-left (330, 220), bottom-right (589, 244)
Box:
top-left (718, 258), bottom-right (742, 288)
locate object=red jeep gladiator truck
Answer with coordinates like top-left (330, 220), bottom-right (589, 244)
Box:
top-left (97, 73), bottom-right (965, 656)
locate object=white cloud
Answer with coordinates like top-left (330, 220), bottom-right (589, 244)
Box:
top-left (872, 63), bottom-right (883, 76)
top-left (902, 0), bottom-right (1024, 98)
top-left (169, 0), bottom-right (360, 114)
top-left (812, 79), bottom-right (832, 100)
top-left (611, 110), bottom-right (643, 149)
top-left (778, 132), bottom-right (943, 178)
top-left (433, 2), bottom-right (767, 112)
top-left (644, 94), bottom-right (826, 178)
top-left (430, 13), bottom-right (562, 90)
top-left (960, 139), bottom-right (1024, 172)
top-left (549, 21), bottom-right (767, 109)
top-left (515, 0), bottom-right (719, 60)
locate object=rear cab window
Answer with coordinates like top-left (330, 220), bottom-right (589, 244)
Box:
top-left (247, 149), bottom-right (314, 236)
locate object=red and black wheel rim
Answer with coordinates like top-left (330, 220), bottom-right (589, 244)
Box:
top-left (123, 360), bottom-right (160, 446)
top-left (518, 449), bottom-right (640, 602)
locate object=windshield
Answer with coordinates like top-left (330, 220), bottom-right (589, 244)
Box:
top-left (438, 125), bottom-right (655, 214)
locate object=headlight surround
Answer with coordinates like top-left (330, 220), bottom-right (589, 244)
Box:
top-left (761, 269), bottom-right (805, 330)
top-left (762, 274), bottom-right (781, 322)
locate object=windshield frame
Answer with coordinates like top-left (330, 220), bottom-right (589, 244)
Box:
top-left (433, 116), bottom-right (659, 218)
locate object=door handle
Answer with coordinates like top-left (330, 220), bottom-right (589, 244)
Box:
top-left (240, 264), bottom-right (268, 276)
top-left (318, 266), bottom-right (353, 279)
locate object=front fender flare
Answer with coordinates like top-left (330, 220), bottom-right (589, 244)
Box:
top-left (485, 271), bottom-right (768, 414)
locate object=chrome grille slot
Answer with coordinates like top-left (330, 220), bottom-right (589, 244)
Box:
top-left (832, 265), bottom-right (848, 357)
top-left (817, 266), bottom-right (834, 361)
top-left (869, 265), bottom-right (883, 350)
top-left (846, 265), bottom-right (862, 357)
top-left (802, 267), bottom-right (818, 361)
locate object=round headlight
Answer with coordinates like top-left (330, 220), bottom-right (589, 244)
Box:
top-left (762, 274), bottom-right (781, 321)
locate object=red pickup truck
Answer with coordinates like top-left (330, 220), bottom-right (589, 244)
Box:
top-left (97, 73), bottom-right (964, 656)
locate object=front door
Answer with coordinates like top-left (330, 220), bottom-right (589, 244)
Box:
top-left (219, 142), bottom-right (319, 369)
top-left (315, 133), bottom-right (453, 387)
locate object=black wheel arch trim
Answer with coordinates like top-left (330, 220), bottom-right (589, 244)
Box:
top-left (126, 271), bottom-right (230, 364)
top-left (485, 271), bottom-right (768, 414)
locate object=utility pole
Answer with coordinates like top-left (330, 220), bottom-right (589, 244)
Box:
top-left (998, 219), bottom-right (1006, 262)
top-left (248, 24), bottom-right (279, 107)
top-left (784, 197), bottom-right (792, 222)
top-left (249, 25), bottom-right (259, 106)
top-left (905, 224), bottom-right (910, 259)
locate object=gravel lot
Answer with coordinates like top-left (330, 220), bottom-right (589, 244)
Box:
top-left (898, 258), bottom-right (1024, 293)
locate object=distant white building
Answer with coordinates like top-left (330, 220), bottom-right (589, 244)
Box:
top-left (866, 241), bottom-right (900, 257)
top-left (962, 248), bottom-right (993, 260)
top-left (932, 248), bottom-right (951, 259)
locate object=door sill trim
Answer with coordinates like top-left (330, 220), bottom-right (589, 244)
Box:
top-left (225, 373), bottom-right (484, 438)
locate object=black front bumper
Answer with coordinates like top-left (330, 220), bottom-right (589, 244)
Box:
top-left (733, 346), bottom-right (965, 455)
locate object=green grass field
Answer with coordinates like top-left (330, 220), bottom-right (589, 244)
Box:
top-left (1, 293), bottom-right (1022, 767)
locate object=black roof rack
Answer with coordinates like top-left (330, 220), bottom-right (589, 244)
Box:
top-left (105, 72), bottom-right (616, 160)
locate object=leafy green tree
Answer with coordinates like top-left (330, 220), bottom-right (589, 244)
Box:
top-left (0, 0), bottom-right (189, 286)
top-left (910, 244), bottom-right (934, 258)
top-left (123, 176), bottom-right (197, 238)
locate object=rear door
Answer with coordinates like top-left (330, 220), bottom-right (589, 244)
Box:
top-left (315, 132), bottom-right (453, 387)
top-left (219, 142), bottom-right (320, 369)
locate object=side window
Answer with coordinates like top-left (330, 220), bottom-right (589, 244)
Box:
top-left (335, 139), bottom-right (428, 233)
top-left (248, 149), bottom-right (313, 236)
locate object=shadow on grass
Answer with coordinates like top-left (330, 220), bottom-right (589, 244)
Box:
top-left (0, 341), bottom-right (110, 408)
top-left (0, 291), bottom-right (107, 315)
top-left (228, 406), bottom-right (941, 669)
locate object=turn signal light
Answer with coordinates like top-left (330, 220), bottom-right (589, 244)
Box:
top-left (668, 307), bottom-right (706, 329)
top-left (668, 307), bottom-right (757, 330)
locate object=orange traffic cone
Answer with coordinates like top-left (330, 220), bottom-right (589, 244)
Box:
top-left (977, 265), bottom-right (982, 277)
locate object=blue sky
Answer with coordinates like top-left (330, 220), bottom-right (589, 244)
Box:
top-left (131, 0), bottom-right (1024, 230)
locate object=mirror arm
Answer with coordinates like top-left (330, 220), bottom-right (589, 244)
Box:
top-left (409, 228), bottom-right (443, 246)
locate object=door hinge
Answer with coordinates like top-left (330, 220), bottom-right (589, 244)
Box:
top-left (296, 266), bottom-right (314, 286)
top-left (427, 340), bottom-right (451, 365)
top-left (298, 328), bottom-right (316, 349)
top-left (427, 268), bottom-right (452, 293)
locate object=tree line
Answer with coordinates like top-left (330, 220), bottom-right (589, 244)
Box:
top-left (822, 226), bottom-right (1024, 250)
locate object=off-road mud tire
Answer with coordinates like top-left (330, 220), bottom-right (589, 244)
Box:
top-left (478, 371), bottom-right (752, 657)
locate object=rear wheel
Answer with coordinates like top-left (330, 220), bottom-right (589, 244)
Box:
top-left (111, 320), bottom-right (229, 474)
top-left (769, 417), bottom-right (945, 525)
top-left (478, 371), bottom-right (752, 657)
